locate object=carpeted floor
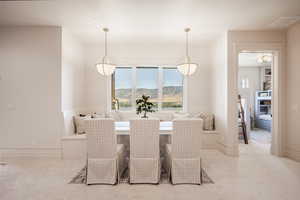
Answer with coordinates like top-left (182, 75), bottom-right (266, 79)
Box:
top-left (250, 128), bottom-right (271, 144)
top-left (69, 166), bottom-right (214, 185)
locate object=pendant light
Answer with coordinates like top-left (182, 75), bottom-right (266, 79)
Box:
top-left (257, 54), bottom-right (272, 64)
top-left (96, 28), bottom-right (116, 76)
top-left (177, 28), bottom-right (198, 76)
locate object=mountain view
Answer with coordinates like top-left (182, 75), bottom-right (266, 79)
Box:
top-left (115, 86), bottom-right (183, 109)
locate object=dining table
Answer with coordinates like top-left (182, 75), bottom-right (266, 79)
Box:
top-left (112, 121), bottom-right (175, 154)
top-left (115, 121), bottom-right (173, 135)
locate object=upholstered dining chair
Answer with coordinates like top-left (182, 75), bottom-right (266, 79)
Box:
top-left (85, 118), bottom-right (126, 185)
top-left (165, 118), bottom-right (203, 184)
top-left (129, 119), bottom-right (160, 184)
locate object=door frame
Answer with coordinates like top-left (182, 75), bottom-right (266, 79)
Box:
top-left (231, 42), bottom-right (285, 156)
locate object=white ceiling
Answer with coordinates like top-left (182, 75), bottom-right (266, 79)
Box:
top-left (0, 0), bottom-right (300, 44)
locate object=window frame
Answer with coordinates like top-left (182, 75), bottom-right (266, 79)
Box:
top-left (109, 65), bottom-right (187, 112)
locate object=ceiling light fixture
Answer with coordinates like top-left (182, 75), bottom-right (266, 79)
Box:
top-left (257, 54), bottom-right (272, 64)
top-left (177, 28), bottom-right (198, 76)
top-left (96, 28), bottom-right (116, 76)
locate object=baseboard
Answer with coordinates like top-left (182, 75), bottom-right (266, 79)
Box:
top-left (285, 148), bottom-right (300, 162)
top-left (217, 141), bottom-right (226, 154)
top-left (0, 148), bottom-right (62, 158)
top-left (217, 141), bottom-right (239, 156)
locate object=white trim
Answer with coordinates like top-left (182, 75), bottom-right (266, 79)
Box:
top-left (230, 42), bottom-right (285, 157)
top-left (285, 148), bottom-right (300, 162)
top-left (0, 148), bottom-right (62, 158)
top-left (217, 141), bottom-right (238, 156)
top-left (106, 75), bottom-right (112, 113)
top-left (132, 66), bottom-right (137, 111)
top-left (183, 75), bottom-right (188, 113)
top-left (158, 67), bottom-right (163, 110)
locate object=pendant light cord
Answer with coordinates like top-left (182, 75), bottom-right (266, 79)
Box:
top-left (185, 28), bottom-right (191, 75)
top-left (105, 30), bottom-right (107, 57)
top-left (186, 30), bottom-right (188, 57)
top-left (102, 28), bottom-right (109, 64)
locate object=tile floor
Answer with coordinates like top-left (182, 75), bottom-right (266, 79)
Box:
top-left (1, 143), bottom-right (300, 200)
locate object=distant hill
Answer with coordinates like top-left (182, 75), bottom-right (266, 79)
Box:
top-left (115, 86), bottom-right (182, 99)
top-left (162, 86), bottom-right (182, 96)
top-left (136, 88), bottom-right (159, 98)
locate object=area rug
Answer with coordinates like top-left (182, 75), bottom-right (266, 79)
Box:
top-left (69, 166), bottom-right (214, 185)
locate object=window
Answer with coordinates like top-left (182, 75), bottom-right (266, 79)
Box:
top-left (241, 77), bottom-right (249, 89)
top-left (112, 66), bottom-right (184, 111)
top-left (114, 68), bottom-right (133, 110)
top-left (136, 67), bottom-right (159, 109)
top-left (162, 68), bottom-right (183, 110)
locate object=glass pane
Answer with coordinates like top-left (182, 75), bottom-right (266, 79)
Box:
top-left (162, 68), bottom-right (183, 110)
top-left (114, 67), bottom-right (132, 110)
top-left (136, 67), bottom-right (159, 109)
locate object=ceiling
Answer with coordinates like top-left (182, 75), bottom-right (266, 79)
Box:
top-left (0, 0), bottom-right (300, 44)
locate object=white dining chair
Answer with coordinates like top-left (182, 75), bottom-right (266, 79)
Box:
top-left (129, 119), bottom-right (160, 184)
top-left (165, 118), bottom-right (203, 184)
top-left (85, 118), bottom-right (126, 185)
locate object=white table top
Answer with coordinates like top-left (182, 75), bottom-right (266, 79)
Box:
top-left (115, 121), bottom-right (172, 135)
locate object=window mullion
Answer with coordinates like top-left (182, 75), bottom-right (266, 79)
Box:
top-left (158, 66), bottom-right (163, 111)
top-left (132, 67), bottom-right (136, 111)
top-left (183, 75), bottom-right (188, 112)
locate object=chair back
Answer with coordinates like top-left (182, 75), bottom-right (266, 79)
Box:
top-left (172, 119), bottom-right (203, 158)
top-left (85, 119), bottom-right (117, 159)
top-left (130, 119), bottom-right (160, 159)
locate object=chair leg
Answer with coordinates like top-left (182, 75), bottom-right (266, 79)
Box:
top-left (168, 159), bottom-right (173, 184)
top-left (117, 160), bottom-right (120, 185)
top-left (164, 154), bottom-right (172, 183)
top-left (85, 159), bottom-right (88, 185)
top-left (199, 158), bottom-right (202, 185)
top-left (157, 159), bottom-right (161, 184)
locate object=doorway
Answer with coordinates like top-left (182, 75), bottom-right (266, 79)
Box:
top-left (228, 42), bottom-right (284, 157)
top-left (238, 52), bottom-right (273, 151)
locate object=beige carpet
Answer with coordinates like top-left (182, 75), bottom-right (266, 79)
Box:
top-left (69, 165), bottom-right (214, 185)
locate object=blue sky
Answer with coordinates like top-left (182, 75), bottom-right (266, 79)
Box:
top-left (136, 68), bottom-right (157, 89)
top-left (115, 67), bottom-right (183, 89)
top-left (163, 68), bottom-right (183, 87)
top-left (115, 68), bottom-right (132, 89)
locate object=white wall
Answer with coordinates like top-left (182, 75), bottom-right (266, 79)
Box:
top-left (211, 33), bottom-right (228, 153)
top-left (286, 22), bottom-right (300, 161)
top-left (83, 41), bottom-right (215, 114)
top-left (0, 26), bottom-right (62, 157)
top-left (61, 29), bottom-right (86, 136)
